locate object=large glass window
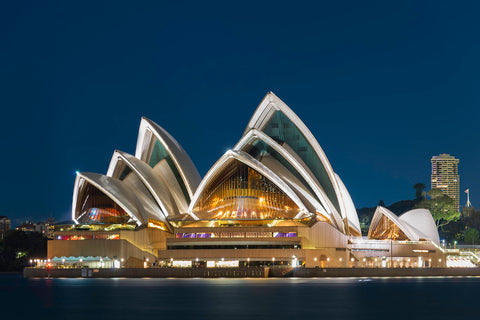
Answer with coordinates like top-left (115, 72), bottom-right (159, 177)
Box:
top-left (262, 111), bottom-right (340, 212)
top-left (368, 215), bottom-right (409, 241)
top-left (192, 159), bottom-right (300, 220)
top-left (243, 138), bottom-right (323, 209)
top-left (76, 184), bottom-right (132, 225)
top-left (118, 164), bottom-right (132, 181)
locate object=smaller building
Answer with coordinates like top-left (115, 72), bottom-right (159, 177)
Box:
top-left (16, 221), bottom-right (36, 232)
top-left (16, 219), bottom-right (55, 238)
top-left (355, 207), bottom-right (445, 268)
top-left (0, 216), bottom-right (11, 239)
top-left (49, 223), bottom-right (159, 268)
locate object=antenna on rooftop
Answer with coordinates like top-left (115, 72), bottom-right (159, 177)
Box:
top-left (465, 189), bottom-right (472, 208)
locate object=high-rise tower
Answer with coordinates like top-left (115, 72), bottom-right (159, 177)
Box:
top-left (431, 154), bottom-right (460, 210)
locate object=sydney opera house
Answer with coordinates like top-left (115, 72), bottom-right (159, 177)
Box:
top-left (49, 93), bottom-right (449, 268)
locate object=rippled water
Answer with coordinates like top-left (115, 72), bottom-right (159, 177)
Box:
top-left (1, 274), bottom-right (477, 319)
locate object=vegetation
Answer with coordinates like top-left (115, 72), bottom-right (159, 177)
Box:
top-left (415, 188), bottom-right (460, 229)
top-left (0, 230), bottom-right (47, 272)
top-left (463, 227), bottom-right (480, 245)
top-left (413, 183), bottom-right (426, 200)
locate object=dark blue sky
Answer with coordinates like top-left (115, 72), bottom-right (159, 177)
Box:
top-left (1, 1), bottom-right (479, 224)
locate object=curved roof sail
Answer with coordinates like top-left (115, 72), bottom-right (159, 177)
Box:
top-left (234, 129), bottom-right (344, 229)
top-left (107, 150), bottom-right (179, 228)
top-left (334, 174), bottom-right (361, 235)
top-left (399, 209), bottom-right (440, 245)
top-left (135, 117), bottom-right (201, 208)
top-left (368, 206), bottom-right (440, 244)
top-left (245, 93), bottom-right (346, 219)
top-left (72, 172), bottom-right (143, 226)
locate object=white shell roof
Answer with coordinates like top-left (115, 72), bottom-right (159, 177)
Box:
top-left (240, 92), bottom-right (359, 235)
top-left (72, 172), bottom-right (144, 226)
top-left (334, 174), bottom-right (361, 235)
top-left (368, 206), bottom-right (440, 245)
top-left (135, 117), bottom-right (201, 199)
top-left (106, 150), bottom-right (180, 229)
top-left (399, 209), bottom-right (440, 245)
top-left (70, 93), bottom-right (361, 237)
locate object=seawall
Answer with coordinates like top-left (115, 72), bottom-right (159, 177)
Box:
top-left (24, 267), bottom-right (480, 278)
top-left (24, 267), bottom-right (269, 278)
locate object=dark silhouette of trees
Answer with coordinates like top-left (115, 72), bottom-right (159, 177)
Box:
top-left (413, 183), bottom-right (426, 200)
top-left (463, 227), bottom-right (480, 245)
top-left (0, 230), bottom-right (47, 272)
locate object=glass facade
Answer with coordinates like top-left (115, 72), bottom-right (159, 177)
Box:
top-left (76, 184), bottom-right (131, 224)
top-left (369, 215), bottom-right (409, 241)
top-left (192, 159), bottom-right (300, 220)
top-left (118, 164), bottom-right (132, 181)
top-left (175, 232), bottom-right (297, 238)
top-left (56, 234), bottom-right (119, 240)
top-left (243, 138), bottom-right (323, 208)
top-left (262, 111), bottom-right (340, 213)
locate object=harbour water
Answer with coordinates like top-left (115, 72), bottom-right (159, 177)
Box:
top-left (1, 274), bottom-right (477, 319)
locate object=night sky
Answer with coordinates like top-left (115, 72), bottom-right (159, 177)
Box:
top-left (1, 1), bottom-right (479, 224)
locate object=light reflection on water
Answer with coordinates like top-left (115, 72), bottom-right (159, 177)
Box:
top-left (1, 275), bottom-right (478, 320)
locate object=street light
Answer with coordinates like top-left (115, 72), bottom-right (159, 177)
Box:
top-left (247, 258), bottom-right (250, 267)
top-left (272, 257), bottom-right (275, 266)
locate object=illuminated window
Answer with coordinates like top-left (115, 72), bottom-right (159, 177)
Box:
top-left (94, 234), bottom-right (120, 240)
top-left (76, 184), bottom-right (131, 225)
top-left (273, 232), bottom-right (297, 238)
top-left (246, 232), bottom-right (273, 238)
top-left (368, 215), bottom-right (409, 241)
top-left (176, 233), bottom-right (196, 238)
top-left (192, 159), bottom-right (300, 220)
top-left (196, 233), bottom-right (212, 238)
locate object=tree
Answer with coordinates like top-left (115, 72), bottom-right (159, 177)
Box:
top-left (0, 230), bottom-right (47, 272)
top-left (413, 183), bottom-right (426, 200)
top-left (378, 200), bottom-right (385, 207)
top-left (416, 188), bottom-right (461, 229)
top-left (463, 227), bottom-right (480, 245)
